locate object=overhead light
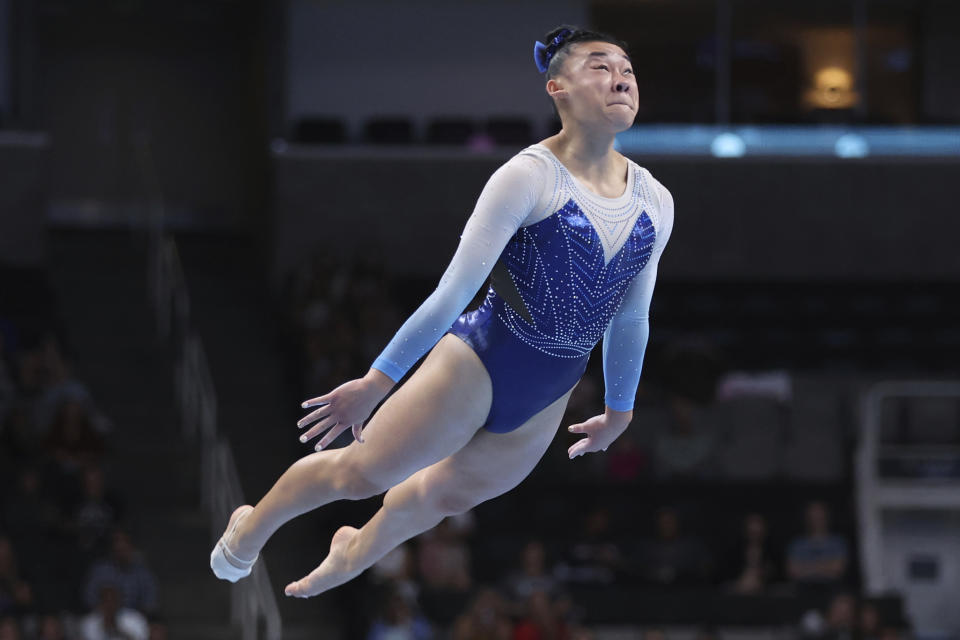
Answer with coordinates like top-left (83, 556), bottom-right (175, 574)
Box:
top-left (807, 66), bottom-right (858, 109)
top-left (835, 133), bottom-right (869, 158)
top-left (711, 132), bottom-right (746, 158)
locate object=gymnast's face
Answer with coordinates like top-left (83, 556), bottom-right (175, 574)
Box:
top-left (547, 41), bottom-right (637, 133)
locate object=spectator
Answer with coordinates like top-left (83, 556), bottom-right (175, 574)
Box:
top-left (721, 512), bottom-right (780, 594)
top-left (43, 400), bottom-right (104, 477)
top-left (34, 335), bottom-right (104, 436)
top-left (554, 506), bottom-right (621, 586)
top-left (786, 501), bottom-right (849, 587)
top-left (0, 537), bottom-right (33, 616)
top-left (502, 540), bottom-right (557, 603)
top-left (450, 588), bottom-right (511, 640)
top-left (80, 584), bottom-right (148, 640)
top-left (83, 530), bottom-right (158, 615)
top-left (632, 507), bottom-right (712, 586)
top-left (605, 432), bottom-right (649, 482)
top-left (860, 599), bottom-right (881, 640)
top-left (70, 465), bottom-right (124, 559)
top-left (878, 628), bottom-right (908, 640)
top-left (0, 616), bottom-right (21, 640)
top-left (369, 543), bottom-right (419, 604)
top-left (823, 592), bottom-right (857, 640)
top-left (367, 587), bottom-right (433, 640)
top-left (512, 589), bottom-right (570, 640)
top-left (148, 616), bottom-right (168, 640)
top-left (643, 628), bottom-right (667, 640)
top-left (417, 517), bottom-right (472, 592)
top-left (653, 397), bottom-right (717, 479)
top-left (36, 613), bottom-right (67, 640)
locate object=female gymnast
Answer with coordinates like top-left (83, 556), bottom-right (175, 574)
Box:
top-left (211, 25), bottom-right (674, 598)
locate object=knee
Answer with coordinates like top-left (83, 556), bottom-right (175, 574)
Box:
top-left (336, 472), bottom-right (385, 501)
top-left (381, 472), bottom-right (482, 518)
top-left (327, 453), bottom-right (393, 500)
top-left (428, 473), bottom-right (493, 517)
top-left (432, 489), bottom-right (481, 517)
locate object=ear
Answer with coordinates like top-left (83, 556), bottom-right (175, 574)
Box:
top-left (546, 77), bottom-right (569, 102)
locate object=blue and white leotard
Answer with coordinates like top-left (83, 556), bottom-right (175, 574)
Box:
top-left (372, 144), bottom-right (674, 433)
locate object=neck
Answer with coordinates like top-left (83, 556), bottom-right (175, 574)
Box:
top-left (552, 126), bottom-right (617, 167)
top-left (543, 125), bottom-right (624, 190)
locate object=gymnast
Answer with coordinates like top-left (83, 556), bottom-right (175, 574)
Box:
top-left (211, 25), bottom-right (674, 598)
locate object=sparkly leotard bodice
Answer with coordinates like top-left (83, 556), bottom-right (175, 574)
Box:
top-left (491, 190), bottom-right (657, 359)
top-left (373, 144), bottom-right (673, 424)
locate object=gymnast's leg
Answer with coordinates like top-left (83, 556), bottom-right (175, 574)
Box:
top-left (218, 335), bottom-right (493, 564)
top-left (284, 386), bottom-right (574, 597)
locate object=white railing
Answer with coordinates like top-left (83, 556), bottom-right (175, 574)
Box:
top-left (150, 230), bottom-right (283, 640)
top-left (856, 380), bottom-right (960, 592)
top-left (142, 137), bottom-right (281, 639)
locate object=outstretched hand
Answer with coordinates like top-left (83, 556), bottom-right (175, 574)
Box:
top-left (567, 409), bottom-right (633, 459)
top-left (297, 370), bottom-right (394, 451)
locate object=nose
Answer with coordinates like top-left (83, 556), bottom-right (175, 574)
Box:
top-left (615, 81), bottom-right (629, 92)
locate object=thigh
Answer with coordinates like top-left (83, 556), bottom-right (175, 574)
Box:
top-left (418, 384), bottom-right (575, 509)
top-left (337, 334), bottom-right (493, 489)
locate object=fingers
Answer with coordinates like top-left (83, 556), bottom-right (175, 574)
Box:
top-left (301, 395), bottom-right (330, 409)
top-left (317, 422), bottom-right (351, 451)
top-left (300, 414), bottom-right (337, 444)
top-left (568, 437), bottom-right (593, 459)
top-left (567, 422), bottom-right (587, 435)
top-left (352, 423), bottom-right (364, 444)
top-left (297, 406), bottom-right (331, 430)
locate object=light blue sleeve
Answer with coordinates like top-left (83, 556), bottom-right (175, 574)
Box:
top-left (371, 154), bottom-right (545, 382)
top-left (601, 180), bottom-right (674, 411)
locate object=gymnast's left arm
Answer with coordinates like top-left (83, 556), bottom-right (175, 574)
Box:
top-left (566, 264), bottom-right (656, 458)
top-left (567, 182), bottom-right (674, 459)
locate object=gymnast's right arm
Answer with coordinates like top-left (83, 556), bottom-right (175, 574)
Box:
top-left (297, 154), bottom-right (545, 449)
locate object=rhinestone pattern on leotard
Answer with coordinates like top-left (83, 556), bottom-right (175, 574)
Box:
top-left (494, 199), bottom-right (656, 358)
top-left (488, 146), bottom-right (661, 358)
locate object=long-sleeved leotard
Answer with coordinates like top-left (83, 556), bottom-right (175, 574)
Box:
top-left (372, 144), bottom-right (673, 432)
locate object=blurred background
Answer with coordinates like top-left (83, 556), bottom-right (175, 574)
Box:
top-left (1, 0), bottom-right (959, 639)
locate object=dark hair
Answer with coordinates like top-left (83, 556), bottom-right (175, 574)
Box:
top-left (541, 25), bottom-right (630, 79)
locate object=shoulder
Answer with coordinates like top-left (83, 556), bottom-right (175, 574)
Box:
top-left (484, 146), bottom-right (554, 189)
top-left (480, 145), bottom-right (562, 220)
top-left (652, 175), bottom-right (674, 217)
top-left (507, 144), bottom-right (555, 177)
top-left (630, 161), bottom-right (673, 217)
top-left (630, 162), bottom-right (674, 246)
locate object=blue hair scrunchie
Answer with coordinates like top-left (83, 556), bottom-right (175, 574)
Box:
top-left (533, 28), bottom-right (572, 73)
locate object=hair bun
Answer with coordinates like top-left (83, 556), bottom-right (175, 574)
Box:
top-left (546, 25), bottom-right (579, 43)
top-left (534, 26), bottom-right (575, 73)
top-left (533, 25), bottom-right (628, 75)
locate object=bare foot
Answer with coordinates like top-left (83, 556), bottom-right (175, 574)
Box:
top-left (284, 526), bottom-right (360, 598)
